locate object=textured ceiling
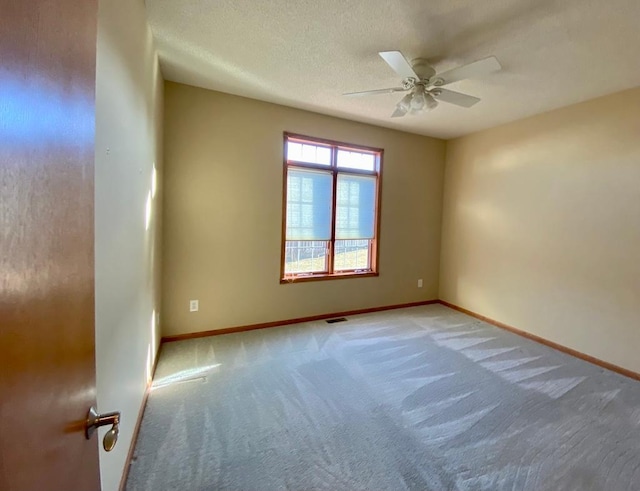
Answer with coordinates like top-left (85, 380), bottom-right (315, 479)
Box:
top-left (146, 0), bottom-right (640, 139)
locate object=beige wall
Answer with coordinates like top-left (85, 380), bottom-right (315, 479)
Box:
top-left (440, 87), bottom-right (640, 373)
top-left (162, 82), bottom-right (445, 336)
top-left (94, 0), bottom-right (163, 489)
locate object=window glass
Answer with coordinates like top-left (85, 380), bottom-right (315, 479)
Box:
top-left (287, 141), bottom-right (331, 166)
top-left (334, 239), bottom-right (370, 271)
top-left (284, 240), bottom-right (328, 274)
top-left (285, 168), bottom-right (333, 240)
top-left (335, 174), bottom-right (376, 239)
top-left (336, 149), bottom-right (375, 171)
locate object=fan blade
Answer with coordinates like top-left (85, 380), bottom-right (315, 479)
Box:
top-left (379, 51), bottom-right (419, 80)
top-left (343, 87), bottom-right (407, 97)
top-left (432, 88), bottom-right (481, 108)
top-left (391, 107), bottom-right (407, 118)
top-left (433, 56), bottom-right (501, 86)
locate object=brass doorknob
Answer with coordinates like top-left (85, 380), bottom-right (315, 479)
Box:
top-left (85, 406), bottom-right (121, 452)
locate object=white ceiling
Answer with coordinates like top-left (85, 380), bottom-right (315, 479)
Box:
top-left (146, 0), bottom-right (640, 139)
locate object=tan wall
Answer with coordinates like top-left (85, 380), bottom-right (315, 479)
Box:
top-left (94, 0), bottom-right (163, 489)
top-left (440, 87), bottom-right (640, 373)
top-left (162, 82), bottom-right (445, 336)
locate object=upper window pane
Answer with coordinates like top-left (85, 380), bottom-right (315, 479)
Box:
top-left (287, 141), bottom-right (331, 166)
top-left (337, 150), bottom-right (375, 171)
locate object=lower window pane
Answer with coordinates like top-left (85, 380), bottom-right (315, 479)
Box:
top-left (284, 240), bottom-right (329, 274)
top-left (334, 239), bottom-right (371, 271)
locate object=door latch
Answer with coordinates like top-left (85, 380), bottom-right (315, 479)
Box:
top-left (85, 406), bottom-right (121, 452)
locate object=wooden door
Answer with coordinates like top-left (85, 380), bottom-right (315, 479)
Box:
top-left (0, 0), bottom-right (101, 490)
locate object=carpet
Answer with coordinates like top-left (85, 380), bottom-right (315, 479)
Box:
top-left (125, 304), bottom-right (640, 490)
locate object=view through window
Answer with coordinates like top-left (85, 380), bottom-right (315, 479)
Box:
top-left (281, 133), bottom-right (382, 282)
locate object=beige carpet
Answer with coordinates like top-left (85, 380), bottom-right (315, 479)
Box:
top-left (126, 304), bottom-right (640, 490)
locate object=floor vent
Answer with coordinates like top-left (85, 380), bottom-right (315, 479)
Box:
top-left (326, 317), bottom-right (347, 324)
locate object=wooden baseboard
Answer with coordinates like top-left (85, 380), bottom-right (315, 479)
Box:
top-left (118, 349), bottom-right (161, 491)
top-left (438, 300), bottom-right (640, 382)
top-left (161, 300), bottom-right (439, 343)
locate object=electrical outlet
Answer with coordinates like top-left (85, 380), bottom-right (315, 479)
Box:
top-left (417, 279), bottom-right (423, 288)
top-left (189, 300), bottom-right (199, 312)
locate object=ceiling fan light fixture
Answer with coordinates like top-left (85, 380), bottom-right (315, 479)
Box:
top-left (410, 90), bottom-right (425, 110)
top-left (395, 93), bottom-right (413, 114)
top-left (424, 92), bottom-right (438, 111)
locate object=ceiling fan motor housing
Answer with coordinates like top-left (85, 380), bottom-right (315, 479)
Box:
top-left (411, 58), bottom-right (436, 81)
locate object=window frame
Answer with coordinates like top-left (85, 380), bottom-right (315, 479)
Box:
top-left (280, 132), bottom-right (383, 283)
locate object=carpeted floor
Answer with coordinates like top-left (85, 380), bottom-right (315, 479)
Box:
top-left (125, 304), bottom-right (640, 491)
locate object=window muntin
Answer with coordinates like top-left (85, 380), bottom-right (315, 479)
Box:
top-left (282, 133), bottom-right (382, 282)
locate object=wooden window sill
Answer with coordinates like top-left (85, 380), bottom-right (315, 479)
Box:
top-left (280, 271), bottom-right (378, 284)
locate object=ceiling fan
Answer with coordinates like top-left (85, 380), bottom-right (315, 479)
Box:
top-left (344, 51), bottom-right (501, 117)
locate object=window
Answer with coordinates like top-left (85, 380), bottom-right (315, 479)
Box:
top-left (281, 133), bottom-right (382, 282)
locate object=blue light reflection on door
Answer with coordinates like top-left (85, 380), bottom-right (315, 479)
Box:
top-left (0, 73), bottom-right (94, 148)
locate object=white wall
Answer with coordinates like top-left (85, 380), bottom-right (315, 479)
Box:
top-left (440, 87), bottom-right (640, 373)
top-left (94, 0), bottom-right (163, 489)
